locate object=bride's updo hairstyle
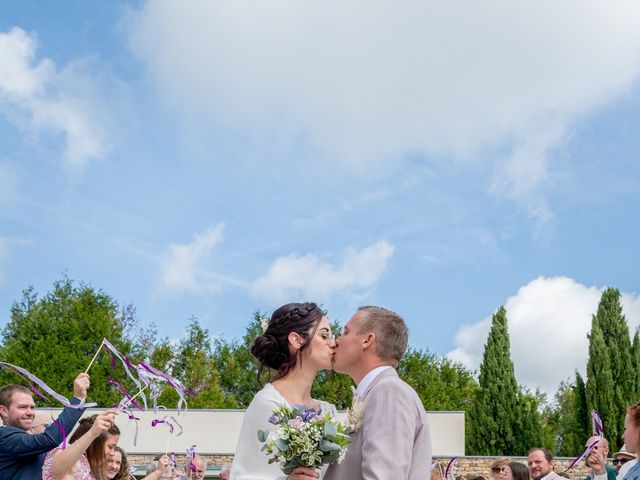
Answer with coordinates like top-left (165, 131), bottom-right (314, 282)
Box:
top-left (252, 302), bottom-right (324, 382)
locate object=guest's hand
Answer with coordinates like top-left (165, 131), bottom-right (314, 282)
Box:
top-left (73, 373), bottom-right (90, 400)
top-left (155, 455), bottom-right (170, 472)
top-left (588, 450), bottom-right (606, 475)
top-left (288, 467), bottom-right (320, 480)
top-left (90, 410), bottom-right (117, 438)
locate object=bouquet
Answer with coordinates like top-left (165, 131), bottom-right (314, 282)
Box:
top-left (257, 404), bottom-right (351, 476)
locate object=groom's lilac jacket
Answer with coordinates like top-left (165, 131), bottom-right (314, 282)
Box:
top-left (325, 368), bottom-right (432, 480)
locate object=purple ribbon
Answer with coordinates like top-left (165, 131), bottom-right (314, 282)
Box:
top-left (0, 361), bottom-right (96, 409)
top-left (52, 419), bottom-right (67, 450)
top-left (592, 410), bottom-right (604, 437)
top-left (135, 360), bottom-right (196, 414)
top-left (186, 444), bottom-right (197, 471)
top-left (151, 415), bottom-right (184, 437)
top-left (445, 457), bottom-right (458, 480)
top-left (565, 438), bottom-right (600, 472)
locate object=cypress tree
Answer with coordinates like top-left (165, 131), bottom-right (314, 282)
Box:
top-left (574, 372), bottom-right (589, 444)
top-left (467, 306), bottom-right (520, 455)
top-left (632, 330), bottom-right (640, 398)
top-left (590, 288), bottom-right (633, 450)
top-left (586, 317), bottom-right (616, 445)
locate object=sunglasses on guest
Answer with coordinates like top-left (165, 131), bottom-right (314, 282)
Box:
top-left (613, 458), bottom-right (631, 465)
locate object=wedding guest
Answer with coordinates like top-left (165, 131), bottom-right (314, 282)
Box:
top-left (612, 446), bottom-right (637, 478)
top-left (0, 373), bottom-right (90, 479)
top-left (107, 446), bottom-right (131, 480)
top-left (585, 436), bottom-right (617, 480)
top-left (185, 455), bottom-right (206, 479)
top-left (504, 462), bottom-right (530, 480)
top-left (607, 405), bottom-right (640, 480)
top-left (491, 458), bottom-right (511, 480)
top-left (527, 448), bottom-right (562, 480)
top-left (42, 410), bottom-right (119, 480)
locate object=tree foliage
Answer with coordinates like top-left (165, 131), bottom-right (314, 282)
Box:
top-left (586, 288), bottom-right (631, 450)
top-left (0, 278), bottom-right (134, 407)
top-left (586, 315), bottom-right (616, 445)
top-left (467, 306), bottom-right (522, 455)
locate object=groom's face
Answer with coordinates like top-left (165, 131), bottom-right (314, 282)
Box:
top-left (333, 312), bottom-right (366, 374)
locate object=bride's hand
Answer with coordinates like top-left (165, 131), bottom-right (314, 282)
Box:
top-left (288, 467), bottom-right (319, 480)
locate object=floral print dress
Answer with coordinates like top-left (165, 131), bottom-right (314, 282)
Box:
top-left (42, 446), bottom-right (96, 480)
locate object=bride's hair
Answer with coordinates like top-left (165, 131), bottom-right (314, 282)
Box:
top-left (252, 302), bottom-right (324, 382)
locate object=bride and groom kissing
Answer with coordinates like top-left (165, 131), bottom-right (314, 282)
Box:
top-left (230, 303), bottom-right (432, 480)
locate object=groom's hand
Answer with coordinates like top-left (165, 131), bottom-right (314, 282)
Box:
top-left (288, 467), bottom-right (320, 480)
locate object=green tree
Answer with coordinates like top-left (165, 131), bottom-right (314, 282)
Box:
top-left (574, 372), bottom-right (589, 445)
top-left (594, 288), bottom-right (634, 450)
top-left (212, 312), bottom-right (263, 408)
top-left (397, 348), bottom-right (477, 411)
top-left (467, 306), bottom-right (521, 455)
top-left (0, 278), bottom-right (134, 407)
top-left (171, 318), bottom-right (228, 408)
top-left (517, 388), bottom-right (543, 453)
top-left (632, 330), bottom-right (640, 398)
top-left (586, 316), bottom-right (616, 445)
top-left (541, 378), bottom-right (584, 456)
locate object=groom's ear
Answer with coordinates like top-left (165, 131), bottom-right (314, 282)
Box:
top-left (361, 332), bottom-right (376, 350)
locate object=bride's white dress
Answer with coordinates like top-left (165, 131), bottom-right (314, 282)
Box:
top-left (230, 383), bottom-right (337, 480)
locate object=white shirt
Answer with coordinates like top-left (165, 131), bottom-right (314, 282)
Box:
top-left (356, 365), bottom-right (392, 398)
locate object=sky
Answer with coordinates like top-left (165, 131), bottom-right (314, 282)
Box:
top-left (1, 0), bottom-right (639, 398)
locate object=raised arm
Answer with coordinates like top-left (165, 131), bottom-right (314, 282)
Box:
top-left (50, 410), bottom-right (116, 480)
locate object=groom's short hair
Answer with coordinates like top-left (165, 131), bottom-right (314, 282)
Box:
top-left (357, 306), bottom-right (408, 365)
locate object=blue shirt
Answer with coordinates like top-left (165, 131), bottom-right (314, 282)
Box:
top-left (625, 461), bottom-right (640, 480)
top-left (0, 398), bottom-right (85, 480)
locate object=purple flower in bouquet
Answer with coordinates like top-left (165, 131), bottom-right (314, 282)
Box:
top-left (301, 408), bottom-right (320, 422)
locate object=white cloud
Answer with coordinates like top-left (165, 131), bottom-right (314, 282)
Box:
top-left (251, 240), bottom-right (394, 305)
top-left (0, 27), bottom-right (108, 176)
top-left (126, 1), bottom-right (640, 219)
top-left (447, 276), bottom-right (640, 395)
top-left (160, 224), bottom-right (232, 294)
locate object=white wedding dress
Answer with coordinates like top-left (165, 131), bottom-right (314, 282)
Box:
top-left (230, 383), bottom-right (337, 480)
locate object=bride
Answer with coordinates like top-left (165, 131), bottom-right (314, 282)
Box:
top-left (230, 302), bottom-right (337, 480)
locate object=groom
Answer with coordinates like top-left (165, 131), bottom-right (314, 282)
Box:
top-left (325, 306), bottom-right (431, 480)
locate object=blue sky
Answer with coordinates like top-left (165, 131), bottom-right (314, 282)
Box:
top-left (1, 0), bottom-right (639, 396)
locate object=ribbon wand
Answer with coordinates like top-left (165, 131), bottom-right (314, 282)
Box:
top-left (85, 339), bottom-right (106, 373)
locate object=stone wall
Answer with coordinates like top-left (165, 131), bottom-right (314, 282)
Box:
top-left (127, 454), bottom-right (594, 479)
top-left (432, 457), bottom-right (592, 480)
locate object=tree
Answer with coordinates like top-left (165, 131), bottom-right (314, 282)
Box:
top-left (586, 316), bottom-right (616, 445)
top-left (397, 348), bottom-right (477, 411)
top-left (212, 312), bottom-right (263, 408)
top-left (517, 388), bottom-right (543, 453)
top-left (171, 318), bottom-right (228, 408)
top-left (0, 278), bottom-right (134, 407)
top-left (541, 377), bottom-right (585, 456)
top-left (467, 306), bottom-right (521, 455)
top-left (596, 288), bottom-right (634, 450)
top-left (632, 330), bottom-right (640, 398)
top-left (574, 372), bottom-right (589, 445)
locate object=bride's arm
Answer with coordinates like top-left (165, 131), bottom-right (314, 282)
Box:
top-left (231, 389), bottom-right (282, 480)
